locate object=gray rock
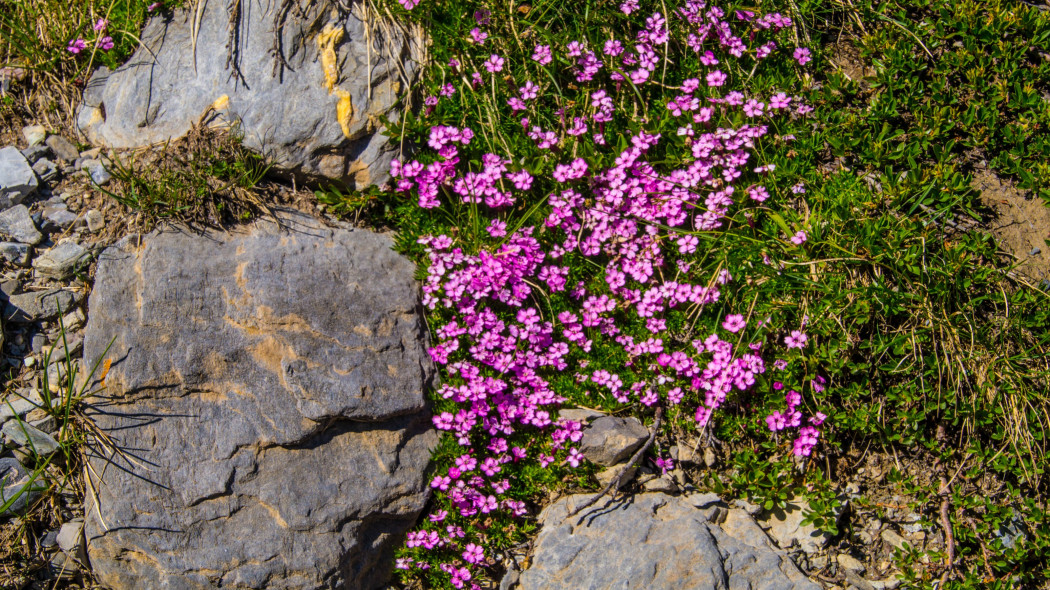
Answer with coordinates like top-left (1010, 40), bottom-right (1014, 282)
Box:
top-left (33, 158), bottom-right (59, 183)
top-left (41, 205), bottom-right (79, 233)
top-left (2, 420), bottom-right (61, 456)
top-left (33, 240), bottom-right (91, 279)
top-left (84, 209), bottom-right (104, 233)
top-left (76, 0), bottom-right (423, 188)
top-left (45, 135), bottom-right (80, 163)
top-left (757, 499), bottom-right (834, 555)
top-left (43, 335), bottom-right (83, 364)
top-left (3, 288), bottom-right (84, 323)
top-left (0, 389), bottom-right (43, 423)
top-left (519, 494), bottom-right (820, 590)
top-left (81, 159), bottom-right (112, 186)
top-left (579, 416), bottom-right (649, 466)
top-left (0, 457), bottom-right (45, 516)
top-left (837, 553), bottom-right (865, 574)
top-left (82, 209), bottom-right (436, 590)
top-left (57, 519), bottom-right (86, 559)
top-left (880, 529), bottom-right (908, 550)
top-left (0, 241), bottom-right (31, 266)
top-left (642, 475), bottom-right (679, 494)
top-left (21, 144), bottom-right (52, 164)
top-left (559, 408), bottom-right (606, 423)
top-left (595, 462), bottom-right (638, 491)
top-left (0, 147), bottom-right (39, 209)
top-left (22, 125), bottom-right (46, 146)
top-left (0, 204), bottom-right (43, 245)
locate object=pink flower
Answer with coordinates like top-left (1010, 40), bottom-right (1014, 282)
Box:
top-left (93, 18), bottom-right (108, 31)
top-left (743, 99), bottom-right (765, 118)
top-left (620, 0), bottom-right (639, 14)
top-left (706, 70), bottom-right (727, 87)
top-left (484, 54), bottom-right (505, 73)
top-left (462, 543), bottom-right (485, 564)
top-left (793, 47), bottom-right (812, 65)
top-left (784, 330), bottom-right (808, 349)
top-left (147, 2), bottom-right (160, 10)
top-left (66, 38), bottom-right (87, 54)
top-left (789, 230), bottom-right (807, 245)
top-left (470, 27), bottom-right (488, 44)
top-left (97, 36), bottom-right (114, 51)
top-left (397, 0), bottom-right (419, 9)
top-left (722, 314), bottom-right (746, 333)
top-left (532, 44), bottom-right (553, 65)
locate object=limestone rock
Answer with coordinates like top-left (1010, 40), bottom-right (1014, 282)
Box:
top-left (0, 204), bottom-right (43, 245)
top-left (77, 0), bottom-right (423, 188)
top-left (757, 498), bottom-right (835, 555)
top-left (579, 416), bottom-right (649, 466)
top-left (3, 288), bottom-right (84, 323)
top-left (45, 135), bottom-right (80, 163)
top-left (82, 210), bottom-right (436, 590)
top-left (519, 493), bottom-right (820, 590)
top-left (0, 457), bottom-right (45, 516)
top-left (32, 240), bottom-right (91, 279)
top-left (0, 149), bottom-right (38, 210)
top-left (1, 421), bottom-right (60, 456)
top-left (22, 125), bottom-right (46, 146)
top-left (0, 242), bottom-right (31, 266)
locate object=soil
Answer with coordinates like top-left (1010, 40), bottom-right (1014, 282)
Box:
top-left (973, 167), bottom-right (1050, 285)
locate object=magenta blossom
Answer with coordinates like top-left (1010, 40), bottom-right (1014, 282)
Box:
top-left (67, 38), bottom-right (87, 54)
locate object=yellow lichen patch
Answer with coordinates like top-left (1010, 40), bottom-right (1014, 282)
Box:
top-left (316, 24), bottom-right (344, 92)
top-left (335, 88), bottom-right (355, 139)
top-left (210, 94), bottom-right (230, 112)
top-left (316, 23), bottom-right (356, 139)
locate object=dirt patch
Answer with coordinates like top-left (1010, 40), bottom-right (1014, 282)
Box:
top-left (973, 167), bottom-right (1050, 284)
top-left (828, 40), bottom-right (876, 91)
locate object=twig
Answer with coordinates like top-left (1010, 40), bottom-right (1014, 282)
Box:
top-left (270, 0), bottom-right (297, 79)
top-left (568, 406), bottom-right (664, 519)
top-left (224, 0), bottom-right (245, 85)
top-left (937, 476), bottom-right (955, 587)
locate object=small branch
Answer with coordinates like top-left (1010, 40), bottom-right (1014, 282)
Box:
top-left (568, 406), bottom-right (664, 519)
top-left (937, 476), bottom-right (955, 587)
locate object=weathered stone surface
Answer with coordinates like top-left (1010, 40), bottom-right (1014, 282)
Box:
top-left (3, 288), bottom-right (83, 323)
top-left (0, 147), bottom-right (38, 209)
top-left (0, 457), bottom-right (44, 516)
top-left (579, 416), bottom-right (650, 466)
top-left (77, 0), bottom-right (423, 188)
top-left (32, 240), bottom-right (91, 279)
top-left (22, 125), bottom-right (46, 146)
top-left (757, 498), bottom-right (835, 555)
top-left (45, 135), bottom-right (80, 163)
top-left (41, 204), bottom-right (79, 233)
top-left (82, 210), bottom-right (436, 590)
top-left (0, 204), bottom-right (42, 245)
top-left (519, 493), bottom-right (819, 590)
top-left (2, 420), bottom-right (60, 455)
top-left (0, 241), bottom-right (31, 266)
top-left (0, 390), bottom-right (43, 423)
top-left (32, 158), bottom-right (59, 182)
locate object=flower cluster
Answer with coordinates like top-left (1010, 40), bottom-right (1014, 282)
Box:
top-left (389, 1), bottom-right (824, 586)
top-left (66, 18), bottom-right (114, 55)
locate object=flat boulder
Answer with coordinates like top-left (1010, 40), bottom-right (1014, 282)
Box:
top-left (519, 493), bottom-right (819, 590)
top-left (81, 210), bottom-right (436, 589)
top-left (76, 0), bottom-right (422, 188)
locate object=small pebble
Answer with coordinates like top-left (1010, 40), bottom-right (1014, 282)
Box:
top-left (21, 125), bottom-right (46, 146)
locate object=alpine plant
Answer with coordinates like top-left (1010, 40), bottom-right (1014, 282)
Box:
top-left (387, 1), bottom-right (826, 586)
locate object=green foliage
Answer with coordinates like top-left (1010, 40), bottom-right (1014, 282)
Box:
top-left (0, 0), bottom-right (183, 78)
top-left (98, 126), bottom-right (270, 227)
